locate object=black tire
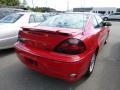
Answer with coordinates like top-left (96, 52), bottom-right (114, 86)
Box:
top-left (85, 53), bottom-right (97, 76)
top-left (104, 17), bottom-right (108, 21)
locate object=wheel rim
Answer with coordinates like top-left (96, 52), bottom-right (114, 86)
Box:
top-left (89, 54), bottom-right (96, 72)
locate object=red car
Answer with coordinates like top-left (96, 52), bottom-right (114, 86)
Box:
top-left (15, 12), bottom-right (111, 82)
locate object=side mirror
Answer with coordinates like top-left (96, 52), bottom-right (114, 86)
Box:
top-left (103, 22), bottom-right (112, 26)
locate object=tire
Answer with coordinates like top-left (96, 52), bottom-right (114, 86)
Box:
top-left (104, 17), bottom-right (108, 21)
top-left (85, 53), bottom-right (97, 76)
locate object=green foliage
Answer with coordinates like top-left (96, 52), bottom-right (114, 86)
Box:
top-left (0, 0), bottom-right (19, 6)
top-left (28, 7), bottom-right (56, 12)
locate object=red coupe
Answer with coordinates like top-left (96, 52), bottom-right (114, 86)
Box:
top-left (15, 12), bottom-right (111, 82)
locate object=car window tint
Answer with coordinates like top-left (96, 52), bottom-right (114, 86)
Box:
top-left (29, 14), bottom-right (44, 23)
top-left (0, 10), bottom-right (12, 19)
top-left (40, 14), bottom-right (89, 29)
top-left (111, 13), bottom-right (115, 15)
top-left (92, 16), bottom-right (98, 28)
top-left (0, 13), bottom-right (23, 23)
top-left (34, 14), bottom-right (45, 22)
top-left (29, 15), bottom-right (35, 23)
top-left (115, 13), bottom-right (120, 15)
top-left (0, 9), bottom-right (23, 19)
top-left (95, 15), bottom-right (103, 24)
top-left (43, 14), bottom-right (51, 19)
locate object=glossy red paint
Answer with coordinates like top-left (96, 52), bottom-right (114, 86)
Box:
top-left (15, 13), bottom-right (111, 82)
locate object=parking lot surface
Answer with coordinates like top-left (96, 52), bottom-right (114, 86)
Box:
top-left (0, 22), bottom-right (120, 90)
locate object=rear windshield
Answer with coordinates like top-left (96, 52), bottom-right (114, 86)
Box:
top-left (40, 14), bottom-right (89, 29)
top-left (0, 13), bottom-right (23, 23)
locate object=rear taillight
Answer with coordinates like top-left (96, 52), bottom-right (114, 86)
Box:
top-left (18, 37), bottom-right (26, 43)
top-left (54, 38), bottom-right (86, 55)
top-left (18, 31), bottom-right (26, 43)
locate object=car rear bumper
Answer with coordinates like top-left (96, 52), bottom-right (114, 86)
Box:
top-left (15, 42), bottom-right (94, 82)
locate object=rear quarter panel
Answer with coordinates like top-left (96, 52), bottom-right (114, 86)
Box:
top-left (81, 17), bottom-right (110, 53)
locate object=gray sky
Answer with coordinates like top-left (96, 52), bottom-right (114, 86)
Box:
top-left (20, 0), bottom-right (120, 10)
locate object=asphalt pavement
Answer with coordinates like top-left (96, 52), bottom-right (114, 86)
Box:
top-left (0, 22), bottom-right (120, 90)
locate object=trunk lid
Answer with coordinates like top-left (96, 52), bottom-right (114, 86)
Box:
top-left (20, 26), bottom-right (83, 51)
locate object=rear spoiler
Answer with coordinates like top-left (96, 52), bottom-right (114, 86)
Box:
top-left (22, 27), bottom-right (73, 36)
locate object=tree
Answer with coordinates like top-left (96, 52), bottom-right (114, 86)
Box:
top-left (0, 0), bottom-right (19, 6)
top-left (29, 7), bottom-right (56, 12)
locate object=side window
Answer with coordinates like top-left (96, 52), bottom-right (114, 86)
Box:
top-left (29, 14), bottom-right (45, 23)
top-left (108, 11), bottom-right (110, 14)
top-left (115, 13), bottom-right (120, 15)
top-left (111, 13), bottom-right (120, 15)
top-left (34, 14), bottom-right (45, 22)
top-left (110, 13), bottom-right (115, 15)
top-left (95, 15), bottom-right (103, 27)
top-left (92, 16), bottom-right (98, 28)
top-left (113, 13), bottom-right (117, 15)
top-left (29, 15), bottom-right (35, 23)
top-left (95, 15), bottom-right (103, 24)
